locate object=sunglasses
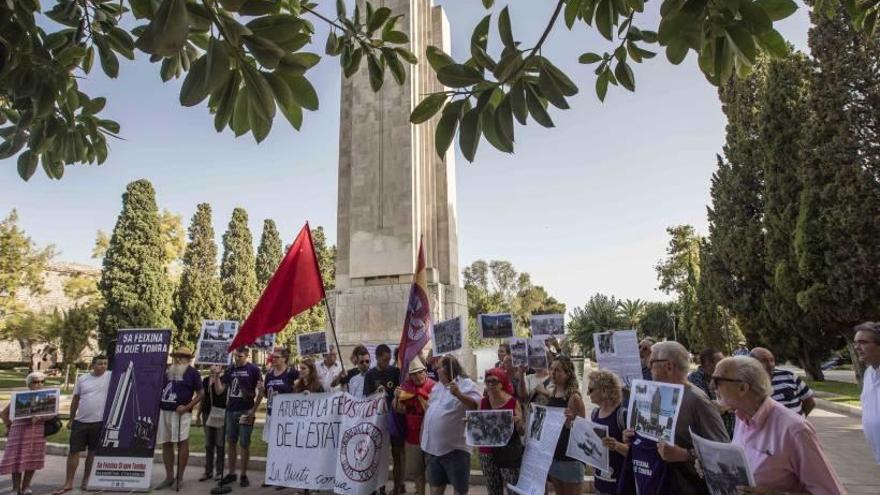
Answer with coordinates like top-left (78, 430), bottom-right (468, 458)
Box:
top-left (32, 380), bottom-right (44, 385)
top-left (710, 376), bottom-right (744, 387)
top-left (485, 378), bottom-right (500, 384)
top-left (358, 360), bottom-right (371, 365)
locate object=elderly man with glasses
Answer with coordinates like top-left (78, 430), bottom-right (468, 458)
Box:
top-left (711, 356), bottom-right (845, 494)
top-left (854, 321), bottom-right (880, 464)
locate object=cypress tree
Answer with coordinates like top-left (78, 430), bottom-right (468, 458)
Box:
top-left (98, 179), bottom-right (173, 357)
top-left (220, 208), bottom-right (258, 322)
top-left (255, 219), bottom-right (283, 289)
top-left (172, 203), bottom-right (223, 348)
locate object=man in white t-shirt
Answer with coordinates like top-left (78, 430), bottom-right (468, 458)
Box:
top-left (58, 354), bottom-right (111, 493)
top-left (316, 345), bottom-right (343, 392)
top-left (855, 321), bottom-right (880, 464)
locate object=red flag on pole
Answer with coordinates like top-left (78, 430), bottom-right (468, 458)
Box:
top-left (228, 222), bottom-right (325, 351)
top-left (397, 238), bottom-right (432, 381)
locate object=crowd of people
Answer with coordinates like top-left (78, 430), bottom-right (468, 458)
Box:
top-left (2, 321), bottom-right (880, 495)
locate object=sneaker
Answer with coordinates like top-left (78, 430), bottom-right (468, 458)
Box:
top-left (199, 473), bottom-right (213, 482)
top-left (154, 479), bottom-right (174, 490)
top-left (240, 476), bottom-right (250, 487)
top-left (220, 474), bottom-right (238, 485)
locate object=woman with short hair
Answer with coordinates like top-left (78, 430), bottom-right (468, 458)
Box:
top-left (712, 356), bottom-right (845, 494)
top-left (546, 356), bottom-right (586, 495)
top-left (476, 368), bottom-right (524, 495)
top-left (586, 370), bottom-right (629, 495)
top-left (1, 372), bottom-right (55, 495)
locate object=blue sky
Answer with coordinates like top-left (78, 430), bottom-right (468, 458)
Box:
top-left (0, 2), bottom-right (811, 313)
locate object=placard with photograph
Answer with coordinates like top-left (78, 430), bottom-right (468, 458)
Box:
top-left (465, 409), bottom-right (515, 447)
top-left (627, 379), bottom-right (684, 445)
top-left (10, 388), bottom-right (60, 420)
top-left (478, 313), bottom-right (514, 339)
top-left (530, 314), bottom-right (565, 337)
top-left (253, 332), bottom-right (276, 351)
top-left (195, 319), bottom-right (239, 365)
top-left (432, 316), bottom-right (464, 355)
top-left (593, 330), bottom-right (643, 388)
top-left (691, 428), bottom-right (755, 495)
top-left (527, 338), bottom-right (548, 369)
top-left (509, 338), bottom-right (528, 367)
top-left (566, 417), bottom-right (610, 472)
top-left (297, 331), bottom-right (329, 356)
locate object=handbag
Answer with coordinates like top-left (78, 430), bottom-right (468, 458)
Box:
top-left (44, 417), bottom-right (62, 437)
top-left (492, 429), bottom-right (524, 469)
top-left (206, 406), bottom-right (226, 428)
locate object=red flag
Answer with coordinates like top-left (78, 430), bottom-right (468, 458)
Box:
top-left (228, 223), bottom-right (325, 351)
top-left (397, 238), bottom-right (432, 381)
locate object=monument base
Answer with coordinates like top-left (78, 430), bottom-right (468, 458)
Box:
top-left (327, 282), bottom-right (475, 376)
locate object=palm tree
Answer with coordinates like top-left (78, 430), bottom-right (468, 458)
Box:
top-left (617, 299), bottom-right (647, 330)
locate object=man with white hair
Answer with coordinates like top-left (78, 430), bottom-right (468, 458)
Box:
top-left (854, 321), bottom-right (880, 464)
top-left (316, 345), bottom-right (343, 392)
top-left (155, 347), bottom-right (204, 489)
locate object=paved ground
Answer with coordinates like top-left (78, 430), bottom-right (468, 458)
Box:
top-left (779, 365), bottom-right (859, 384)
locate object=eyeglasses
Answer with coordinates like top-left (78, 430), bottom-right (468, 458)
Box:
top-left (31, 380), bottom-right (44, 385)
top-left (649, 359), bottom-right (669, 367)
top-left (710, 376), bottom-right (744, 387)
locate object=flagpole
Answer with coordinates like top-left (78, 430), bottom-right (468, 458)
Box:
top-left (323, 297), bottom-right (347, 377)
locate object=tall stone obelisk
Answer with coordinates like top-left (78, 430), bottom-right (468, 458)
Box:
top-left (331, 0), bottom-right (471, 370)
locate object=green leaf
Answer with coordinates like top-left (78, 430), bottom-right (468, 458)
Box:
top-left (614, 61), bottom-right (635, 91)
top-left (83, 97), bottom-right (107, 115)
top-left (435, 108), bottom-right (459, 158)
top-left (740, 2), bottom-right (773, 34)
top-left (385, 50), bottom-right (406, 85)
top-left (459, 108), bottom-right (481, 162)
top-left (97, 119), bottom-right (121, 134)
top-left (525, 85), bottom-right (554, 128)
top-left (243, 36), bottom-right (285, 69)
top-left (666, 39), bottom-right (689, 64)
top-left (180, 55), bottom-right (210, 106)
top-left (343, 48), bottom-right (364, 77)
top-left (411, 93), bottom-right (448, 123)
top-left (279, 75), bottom-right (318, 111)
top-left (17, 150), bottom-right (38, 181)
top-left (471, 15), bottom-right (490, 51)
top-left (231, 85), bottom-right (251, 136)
top-left (726, 25), bottom-right (757, 65)
top-left (755, 0), bottom-right (798, 21)
top-left (213, 74), bottom-right (239, 132)
top-left (326, 32), bottom-right (341, 56)
top-left (498, 7), bottom-right (515, 50)
top-left (241, 65), bottom-right (276, 126)
top-left (595, 0), bottom-right (614, 41)
top-left (755, 29), bottom-right (789, 58)
top-left (264, 72), bottom-right (302, 130)
top-left (94, 36), bottom-right (119, 78)
top-left (482, 0), bottom-right (495, 7)
top-left (395, 47), bottom-right (418, 64)
top-left (510, 80), bottom-right (528, 125)
top-left (538, 69), bottom-right (569, 109)
top-left (579, 52), bottom-right (603, 64)
top-left (437, 64), bottom-right (484, 88)
top-left (564, 0), bottom-right (583, 29)
top-left (481, 106), bottom-right (514, 153)
top-left (367, 53), bottom-right (384, 91)
top-left (595, 71), bottom-right (609, 101)
top-left (383, 31), bottom-right (408, 44)
top-left (426, 46), bottom-right (455, 70)
top-left (368, 7), bottom-right (391, 33)
top-left (336, 0), bottom-right (346, 18)
top-left (205, 39), bottom-right (233, 93)
top-left (495, 94), bottom-right (514, 144)
top-left (82, 46), bottom-right (95, 74)
top-left (135, 0), bottom-right (189, 57)
top-left (541, 58), bottom-right (578, 96)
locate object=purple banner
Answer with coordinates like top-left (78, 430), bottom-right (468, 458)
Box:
top-left (89, 329), bottom-right (171, 491)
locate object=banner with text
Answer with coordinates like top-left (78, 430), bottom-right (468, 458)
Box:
top-left (266, 391), bottom-right (391, 495)
top-left (89, 329), bottom-right (171, 491)
top-left (509, 405), bottom-right (566, 495)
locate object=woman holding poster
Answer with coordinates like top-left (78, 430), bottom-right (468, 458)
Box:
top-left (586, 370), bottom-right (629, 495)
top-left (254, 348), bottom-right (298, 487)
top-left (546, 356), bottom-right (587, 495)
top-left (477, 368), bottom-right (524, 495)
top-left (0, 372), bottom-right (55, 495)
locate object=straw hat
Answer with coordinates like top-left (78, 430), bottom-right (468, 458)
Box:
top-left (170, 347), bottom-right (195, 359)
top-left (408, 358), bottom-right (426, 374)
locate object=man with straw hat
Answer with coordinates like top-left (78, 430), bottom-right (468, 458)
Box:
top-left (155, 347), bottom-right (204, 490)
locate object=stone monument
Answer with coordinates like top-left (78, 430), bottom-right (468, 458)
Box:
top-left (330, 0), bottom-right (472, 371)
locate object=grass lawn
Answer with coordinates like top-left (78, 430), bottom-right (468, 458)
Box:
top-left (806, 379), bottom-right (862, 407)
top-left (0, 370), bottom-right (66, 390)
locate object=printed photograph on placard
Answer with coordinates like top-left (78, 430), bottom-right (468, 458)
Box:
top-left (596, 332), bottom-right (615, 354)
top-left (479, 313), bottom-right (515, 339)
top-left (530, 314), bottom-right (565, 337)
top-left (691, 429), bottom-right (755, 495)
top-left (432, 316), bottom-right (464, 355)
top-left (566, 417), bottom-right (610, 472)
top-left (527, 338), bottom-right (548, 369)
top-left (10, 388), bottom-right (60, 420)
top-left (196, 340), bottom-right (232, 366)
top-left (528, 404), bottom-right (547, 441)
top-left (509, 338), bottom-right (528, 367)
top-left (627, 379), bottom-right (684, 445)
top-left (466, 409), bottom-right (514, 447)
top-left (594, 330), bottom-right (643, 388)
top-left (297, 331), bottom-right (329, 356)
top-left (200, 320), bottom-right (238, 341)
top-left (253, 332), bottom-right (276, 351)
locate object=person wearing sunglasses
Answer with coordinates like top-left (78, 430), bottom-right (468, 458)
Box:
top-left (1, 371), bottom-right (55, 495)
top-left (712, 356), bottom-right (844, 495)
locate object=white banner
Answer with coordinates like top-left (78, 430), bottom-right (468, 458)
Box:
top-left (593, 330), bottom-right (642, 388)
top-left (265, 391), bottom-right (391, 495)
top-left (508, 405), bottom-right (566, 495)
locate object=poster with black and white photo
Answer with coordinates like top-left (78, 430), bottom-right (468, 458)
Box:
top-left (253, 332), bottom-right (277, 351)
top-left (627, 379), bottom-right (684, 445)
top-left (478, 313), bottom-right (514, 339)
top-left (195, 320), bottom-right (238, 365)
top-left (593, 330), bottom-right (642, 388)
top-left (509, 338), bottom-right (528, 367)
top-left (466, 410), bottom-right (515, 447)
top-left (508, 405), bottom-right (566, 495)
top-left (566, 417), bottom-right (610, 472)
top-left (297, 331), bottom-right (329, 356)
top-left (432, 316), bottom-right (464, 355)
top-left (530, 314), bottom-right (565, 337)
top-left (10, 388), bottom-right (60, 420)
top-left (691, 428), bottom-right (755, 495)
top-left (527, 338), bottom-right (548, 369)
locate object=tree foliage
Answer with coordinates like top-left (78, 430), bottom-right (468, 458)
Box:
top-left (5, 1), bottom-right (874, 180)
top-left (220, 207), bottom-right (258, 322)
top-left (255, 218), bottom-right (283, 289)
top-left (98, 179), bottom-right (174, 356)
top-left (0, 209), bottom-right (55, 327)
top-left (567, 292), bottom-right (625, 353)
top-left (172, 203), bottom-right (223, 348)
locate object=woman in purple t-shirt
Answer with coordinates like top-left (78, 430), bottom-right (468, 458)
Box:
top-left (254, 349), bottom-right (298, 443)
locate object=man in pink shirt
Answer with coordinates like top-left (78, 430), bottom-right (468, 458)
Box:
top-left (711, 356), bottom-right (845, 495)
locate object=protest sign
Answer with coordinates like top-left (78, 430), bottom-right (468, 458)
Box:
top-left (509, 338), bottom-right (528, 367)
top-left (265, 391), bottom-right (391, 495)
top-left (89, 329), bottom-right (171, 491)
top-left (508, 405), bottom-right (565, 495)
top-left (254, 332), bottom-right (277, 351)
top-left (195, 320), bottom-right (238, 365)
top-left (530, 314), bottom-right (565, 337)
top-left (466, 410), bottom-right (514, 447)
top-left (691, 428), bottom-right (755, 495)
top-left (593, 330), bottom-right (642, 388)
top-left (432, 316), bottom-right (464, 355)
top-left (479, 313), bottom-right (514, 339)
top-left (297, 331), bottom-right (329, 356)
top-left (627, 379), bottom-right (684, 445)
top-left (527, 338), bottom-right (548, 369)
top-left (10, 388), bottom-right (60, 420)
top-left (566, 417), bottom-right (609, 472)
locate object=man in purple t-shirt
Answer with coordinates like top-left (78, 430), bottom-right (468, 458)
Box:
top-left (155, 347), bottom-right (204, 490)
top-left (218, 347), bottom-right (262, 488)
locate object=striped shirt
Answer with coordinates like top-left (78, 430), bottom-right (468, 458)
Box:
top-left (771, 368), bottom-right (813, 415)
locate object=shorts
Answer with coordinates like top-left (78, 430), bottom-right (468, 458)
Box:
top-left (226, 409), bottom-right (254, 448)
top-left (404, 443), bottom-right (426, 480)
top-left (547, 459), bottom-right (584, 483)
top-left (156, 410), bottom-right (192, 443)
top-left (426, 450), bottom-right (470, 494)
top-left (69, 421), bottom-right (102, 453)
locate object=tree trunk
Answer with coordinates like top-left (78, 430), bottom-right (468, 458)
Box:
top-left (63, 363), bottom-right (72, 393)
top-left (844, 338), bottom-right (865, 387)
top-left (17, 338), bottom-right (34, 371)
top-left (799, 343), bottom-right (825, 381)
